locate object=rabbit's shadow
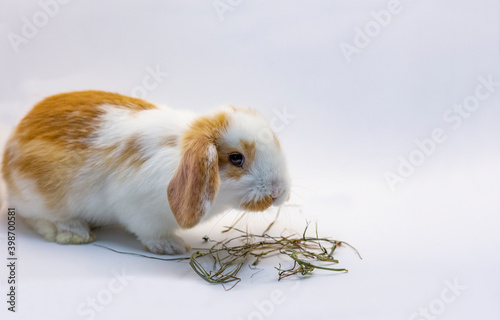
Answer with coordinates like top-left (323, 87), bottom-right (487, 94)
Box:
top-left (2, 212), bottom-right (195, 279)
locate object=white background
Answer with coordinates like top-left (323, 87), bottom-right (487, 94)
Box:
top-left (1, 1), bottom-right (499, 319)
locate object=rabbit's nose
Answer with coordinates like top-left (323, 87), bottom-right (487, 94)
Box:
top-left (271, 188), bottom-right (283, 199)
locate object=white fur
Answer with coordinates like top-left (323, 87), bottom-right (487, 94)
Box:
top-left (66, 105), bottom-right (193, 250)
top-left (4, 101), bottom-right (291, 254)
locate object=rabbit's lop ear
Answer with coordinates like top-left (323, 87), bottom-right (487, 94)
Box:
top-left (167, 113), bottom-right (228, 229)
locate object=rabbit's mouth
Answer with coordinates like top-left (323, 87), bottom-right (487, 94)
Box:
top-left (240, 195), bottom-right (273, 211)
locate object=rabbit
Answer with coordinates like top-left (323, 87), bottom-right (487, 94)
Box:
top-left (1, 90), bottom-right (291, 254)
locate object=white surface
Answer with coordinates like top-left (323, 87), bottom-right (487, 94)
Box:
top-left (1, 1), bottom-right (500, 319)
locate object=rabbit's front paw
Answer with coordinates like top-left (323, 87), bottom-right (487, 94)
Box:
top-left (142, 235), bottom-right (190, 255)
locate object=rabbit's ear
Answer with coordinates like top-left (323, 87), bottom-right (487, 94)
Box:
top-left (167, 113), bottom-right (228, 229)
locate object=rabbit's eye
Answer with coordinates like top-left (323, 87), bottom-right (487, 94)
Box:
top-left (229, 153), bottom-right (245, 167)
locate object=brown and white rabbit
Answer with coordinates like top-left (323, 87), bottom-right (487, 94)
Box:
top-left (1, 91), bottom-right (290, 254)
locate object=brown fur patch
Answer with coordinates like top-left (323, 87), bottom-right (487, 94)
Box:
top-left (117, 137), bottom-right (148, 169)
top-left (160, 136), bottom-right (178, 148)
top-left (241, 195), bottom-right (273, 211)
top-left (95, 135), bottom-right (179, 176)
top-left (240, 140), bottom-right (256, 164)
top-left (92, 136), bottom-right (150, 176)
top-left (2, 90), bottom-right (157, 209)
top-left (167, 112), bottom-right (229, 229)
top-left (15, 91), bottom-right (156, 148)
